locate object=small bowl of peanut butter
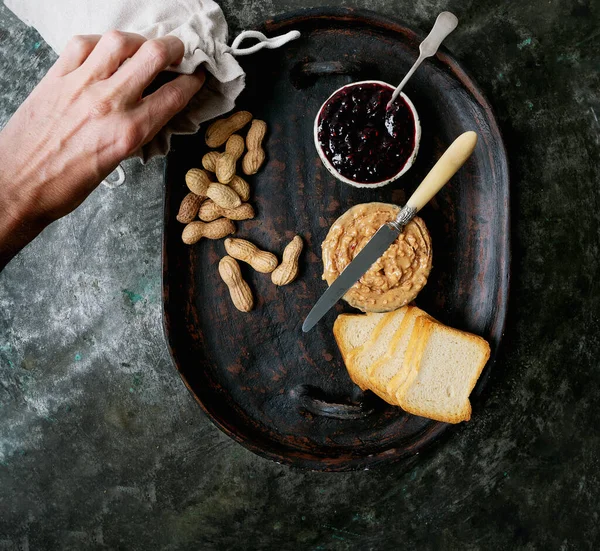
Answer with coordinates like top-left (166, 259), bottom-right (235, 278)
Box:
top-left (321, 202), bottom-right (432, 312)
top-left (314, 81), bottom-right (421, 188)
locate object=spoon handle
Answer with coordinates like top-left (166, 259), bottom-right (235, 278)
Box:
top-left (388, 12), bottom-right (458, 106)
top-left (419, 11), bottom-right (459, 57)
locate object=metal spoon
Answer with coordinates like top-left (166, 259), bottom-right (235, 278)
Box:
top-left (387, 12), bottom-right (459, 108)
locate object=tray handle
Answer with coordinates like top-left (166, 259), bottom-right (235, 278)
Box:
top-left (291, 60), bottom-right (378, 88)
top-left (291, 384), bottom-right (374, 420)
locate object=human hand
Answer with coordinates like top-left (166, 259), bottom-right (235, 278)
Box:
top-left (0, 31), bottom-right (205, 268)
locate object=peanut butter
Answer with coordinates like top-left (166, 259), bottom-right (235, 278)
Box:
top-left (321, 202), bottom-right (432, 312)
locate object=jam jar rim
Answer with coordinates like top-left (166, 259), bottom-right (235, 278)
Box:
top-left (313, 79), bottom-right (421, 188)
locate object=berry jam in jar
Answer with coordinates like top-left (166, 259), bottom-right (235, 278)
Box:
top-left (315, 81), bottom-right (420, 187)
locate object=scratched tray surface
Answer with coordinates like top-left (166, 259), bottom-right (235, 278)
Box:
top-left (163, 9), bottom-right (509, 471)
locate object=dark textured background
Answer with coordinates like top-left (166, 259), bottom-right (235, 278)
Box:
top-left (1, 1), bottom-right (599, 549)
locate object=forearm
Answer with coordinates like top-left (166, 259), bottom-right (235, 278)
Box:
top-left (0, 169), bottom-right (48, 271)
top-left (0, 117), bottom-right (58, 270)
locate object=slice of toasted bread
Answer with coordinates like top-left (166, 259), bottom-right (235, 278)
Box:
top-left (378, 307), bottom-right (433, 399)
top-left (333, 312), bottom-right (386, 362)
top-left (396, 319), bottom-right (491, 423)
top-left (345, 307), bottom-right (408, 390)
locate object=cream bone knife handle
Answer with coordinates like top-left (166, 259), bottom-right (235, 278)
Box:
top-left (390, 131), bottom-right (478, 229)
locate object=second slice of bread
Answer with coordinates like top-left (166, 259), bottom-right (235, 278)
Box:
top-left (396, 319), bottom-right (491, 423)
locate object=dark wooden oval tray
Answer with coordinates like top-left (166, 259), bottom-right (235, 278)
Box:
top-left (163, 8), bottom-right (510, 471)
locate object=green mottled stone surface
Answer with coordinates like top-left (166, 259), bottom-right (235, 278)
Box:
top-left (1, 1), bottom-right (599, 549)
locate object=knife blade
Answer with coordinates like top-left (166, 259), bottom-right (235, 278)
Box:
top-left (302, 131), bottom-right (479, 332)
top-left (302, 223), bottom-right (402, 332)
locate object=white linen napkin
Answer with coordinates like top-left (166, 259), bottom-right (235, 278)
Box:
top-left (4, 0), bottom-right (299, 161)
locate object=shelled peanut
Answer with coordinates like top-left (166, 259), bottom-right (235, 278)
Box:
top-left (242, 120), bottom-right (267, 176)
top-left (177, 192), bottom-right (205, 224)
top-left (202, 151), bottom-right (221, 172)
top-left (185, 168), bottom-right (212, 195)
top-left (216, 134), bottom-right (245, 184)
top-left (225, 238), bottom-right (278, 274)
top-left (205, 111), bottom-right (252, 148)
top-left (219, 256), bottom-right (254, 312)
top-left (271, 236), bottom-right (303, 286)
top-left (199, 201), bottom-right (255, 222)
top-left (199, 157), bottom-right (251, 199)
top-left (182, 219), bottom-right (235, 245)
top-left (185, 169), bottom-right (241, 209)
top-left (228, 175), bottom-right (250, 202)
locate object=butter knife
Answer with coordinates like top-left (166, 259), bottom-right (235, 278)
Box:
top-left (302, 131), bottom-right (478, 332)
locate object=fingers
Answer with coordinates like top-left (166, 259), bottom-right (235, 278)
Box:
top-left (137, 69), bottom-right (206, 142)
top-left (110, 36), bottom-right (186, 100)
top-left (79, 31), bottom-right (147, 80)
top-left (51, 35), bottom-right (102, 76)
